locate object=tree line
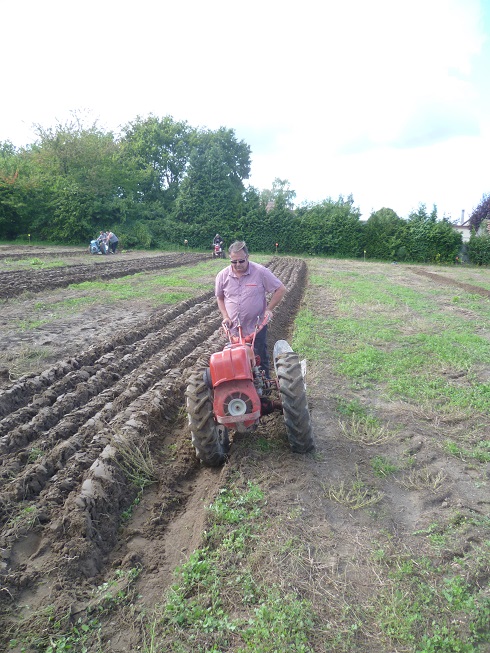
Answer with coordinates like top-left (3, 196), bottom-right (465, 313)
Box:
top-left (1, 114), bottom-right (489, 264)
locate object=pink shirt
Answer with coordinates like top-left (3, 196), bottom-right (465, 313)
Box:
top-left (215, 261), bottom-right (283, 336)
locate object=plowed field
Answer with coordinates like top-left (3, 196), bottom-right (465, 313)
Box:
top-left (0, 248), bottom-right (489, 653)
top-left (0, 248), bottom-right (308, 650)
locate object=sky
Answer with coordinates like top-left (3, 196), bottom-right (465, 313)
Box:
top-left (1, 0), bottom-right (489, 221)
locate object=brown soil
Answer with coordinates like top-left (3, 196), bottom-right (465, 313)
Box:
top-left (0, 249), bottom-right (488, 652)
top-left (0, 249), bottom-right (208, 299)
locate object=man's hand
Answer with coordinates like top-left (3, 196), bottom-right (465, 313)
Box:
top-left (264, 310), bottom-right (273, 323)
top-left (221, 317), bottom-right (232, 330)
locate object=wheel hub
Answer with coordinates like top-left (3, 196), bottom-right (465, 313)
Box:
top-left (223, 391), bottom-right (254, 416)
top-left (227, 397), bottom-right (248, 415)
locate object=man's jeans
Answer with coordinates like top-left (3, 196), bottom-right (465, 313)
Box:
top-left (253, 325), bottom-right (270, 378)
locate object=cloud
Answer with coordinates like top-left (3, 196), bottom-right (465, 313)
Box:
top-left (392, 102), bottom-right (480, 149)
top-left (0, 0), bottom-right (488, 222)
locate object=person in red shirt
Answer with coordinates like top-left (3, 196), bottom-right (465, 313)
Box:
top-left (215, 240), bottom-right (286, 377)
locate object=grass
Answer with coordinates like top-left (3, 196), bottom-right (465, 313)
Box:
top-left (323, 473), bottom-right (384, 509)
top-left (7, 567), bottom-right (142, 652)
top-left (292, 266), bottom-right (490, 414)
top-left (5, 504), bottom-right (39, 537)
top-left (288, 259), bottom-right (490, 651)
top-left (110, 436), bottom-right (158, 521)
top-left (368, 547), bottom-right (490, 652)
top-left (1, 258), bottom-right (68, 270)
top-left (69, 259), bottom-right (224, 297)
top-left (0, 344), bottom-right (53, 380)
top-left (396, 466), bottom-right (447, 491)
top-left (133, 480), bottom-right (315, 652)
top-left (370, 455), bottom-right (399, 477)
top-left (339, 414), bottom-right (396, 445)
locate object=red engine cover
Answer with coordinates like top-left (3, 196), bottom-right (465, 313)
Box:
top-left (209, 344), bottom-right (253, 388)
top-left (213, 379), bottom-right (261, 427)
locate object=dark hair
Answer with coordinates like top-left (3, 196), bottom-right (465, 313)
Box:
top-left (228, 240), bottom-right (249, 256)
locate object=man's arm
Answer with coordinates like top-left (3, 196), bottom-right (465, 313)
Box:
top-left (265, 283), bottom-right (286, 317)
top-left (217, 296), bottom-right (232, 327)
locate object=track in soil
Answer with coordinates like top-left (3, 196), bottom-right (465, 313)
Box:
top-left (0, 246), bottom-right (88, 261)
top-left (407, 266), bottom-right (490, 297)
top-left (0, 252), bottom-right (208, 299)
top-left (0, 256), bottom-right (307, 648)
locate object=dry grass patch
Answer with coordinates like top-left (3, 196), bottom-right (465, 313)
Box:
top-left (396, 465), bottom-right (447, 492)
top-left (0, 344), bottom-right (53, 380)
top-left (110, 435), bottom-right (157, 488)
top-left (339, 414), bottom-right (397, 446)
top-left (323, 470), bottom-right (384, 510)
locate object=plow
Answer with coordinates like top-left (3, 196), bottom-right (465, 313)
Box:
top-left (186, 316), bottom-right (314, 466)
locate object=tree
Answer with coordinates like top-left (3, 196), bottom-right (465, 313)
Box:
top-left (0, 141), bottom-right (22, 239)
top-left (120, 115), bottom-right (193, 209)
top-left (260, 178), bottom-right (296, 210)
top-left (363, 207), bottom-right (407, 260)
top-left (467, 224), bottom-right (490, 265)
top-left (174, 127), bottom-right (251, 244)
top-left (469, 194), bottom-right (490, 233)
top-left (27, 117), bottom-right (130, 241)
top-left (406, 204), bottom-right (461, 263)
top-left (258, 193), bottom-right (295, 253)
top-left (296, 195), bottom-right (363, 256)
top-left (227, 186), bottom-right (268, 252)
top-left (0, 141), bottom-right (44, 240)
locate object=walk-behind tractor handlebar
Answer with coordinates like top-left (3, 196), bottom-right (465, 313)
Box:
top-left (185, 314), bottom-right (314, 466)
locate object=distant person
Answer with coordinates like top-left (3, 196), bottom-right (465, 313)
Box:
top-left (106, 231), bottom-right (119, 254)
top-left (215, 240), bottom-right (286, 377)
top-left (213, 233), bottom-right (223, 246)
top-left (97, 231), bottom-right (108, 254)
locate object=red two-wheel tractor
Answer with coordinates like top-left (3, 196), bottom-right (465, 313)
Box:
top-left (185, 317), bottom-right (314, 466)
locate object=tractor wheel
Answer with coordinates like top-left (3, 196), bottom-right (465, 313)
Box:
top-left (275, 351), bottom-right (314, 453)
top-left (186, 373), bottom-right (229, 466)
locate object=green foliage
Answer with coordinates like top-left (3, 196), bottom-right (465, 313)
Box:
top-left (238, 590), bottom-right (314, 652)
top-left (294, 195), bottom-right (363, 256)
top-left (159, 481), bottom-right (314, 651)
top-left (467, 229), bottom-right (490, 265)
top-left (0, 117), bottom-right (482, 261)
top-left (120, 114), bottom-right (193, 208)
top-left (406, 204), bottom-right (462, 263)
top-left (0, 141), bottom-right (41, 240)
top-left (468, 193), bottom-right (490, 232)
top-left (363, 207), bottom-right (407, 260)
top-left (371, 455), bottom-right (399, 477)
top-left (260, 177), bottom-right (297, 209)
top-left (174, 127), bottom-right (251, 239)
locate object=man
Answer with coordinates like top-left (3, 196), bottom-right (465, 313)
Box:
top-left (215, 240), bottom-right (286, 376)
top-left (106, 231), bottom-right (119, 254)
top-left (97, 231), bottom-right (108, 254)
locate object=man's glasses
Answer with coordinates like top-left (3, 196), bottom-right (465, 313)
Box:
top-left (231, 259), bottom-right (246, 265)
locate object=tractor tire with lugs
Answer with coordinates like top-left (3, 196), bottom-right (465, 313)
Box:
top-left (275, 351), bottom-right (314, 453)
top-left (186, 373), bottom-right (229, 466)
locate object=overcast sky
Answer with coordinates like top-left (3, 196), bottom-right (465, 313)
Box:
top-left (2, 0), bottom-right (489, 220)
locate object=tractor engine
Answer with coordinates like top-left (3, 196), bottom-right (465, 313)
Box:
top-left (209, 344), bottom-right (261, 431)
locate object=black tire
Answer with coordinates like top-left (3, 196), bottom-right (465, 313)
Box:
top-left (186, 373), bottom-right (229, 466)
top-left (275, 352), bottom-right (314, 453)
